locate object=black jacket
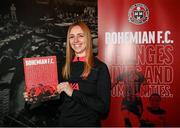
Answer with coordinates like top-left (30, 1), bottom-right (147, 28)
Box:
top-left (58, 57), bottom-right (111, 127)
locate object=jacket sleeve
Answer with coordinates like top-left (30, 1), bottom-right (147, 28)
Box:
top-left (71, 63), bottom-right (111, 116)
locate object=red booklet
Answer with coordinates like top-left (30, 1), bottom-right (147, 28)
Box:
top-left (23, 56), bottom-right (59, 103)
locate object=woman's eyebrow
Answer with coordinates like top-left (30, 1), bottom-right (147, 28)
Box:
top-left (70, 32), bottom-right (84, 35)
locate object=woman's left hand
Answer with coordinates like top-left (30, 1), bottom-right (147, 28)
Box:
top-left (57, 82), bottom-right (73, 97)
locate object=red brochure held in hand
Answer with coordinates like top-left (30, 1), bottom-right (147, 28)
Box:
top-left (23, 56), bottom-right (59, 103)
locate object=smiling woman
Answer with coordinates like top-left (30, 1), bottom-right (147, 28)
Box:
top-left (69, 25), bottom-right (87, 57)
top-left (63, 22), bottom-right (94, 79)
top-left (56, 21), bottom-right (111, 127)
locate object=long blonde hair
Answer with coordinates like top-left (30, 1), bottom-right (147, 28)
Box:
top-left (62, 21), bottom-right (94, 79)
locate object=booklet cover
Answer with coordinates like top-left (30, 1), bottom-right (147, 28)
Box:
top-left (23, 56), bottom-right (59, 103)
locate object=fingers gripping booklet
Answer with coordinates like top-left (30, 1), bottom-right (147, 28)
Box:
top-left (23, 56), bottom-right (59, 103)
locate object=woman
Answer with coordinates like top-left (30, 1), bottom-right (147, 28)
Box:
top-left (57, 21), bottom-right (111, 127)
